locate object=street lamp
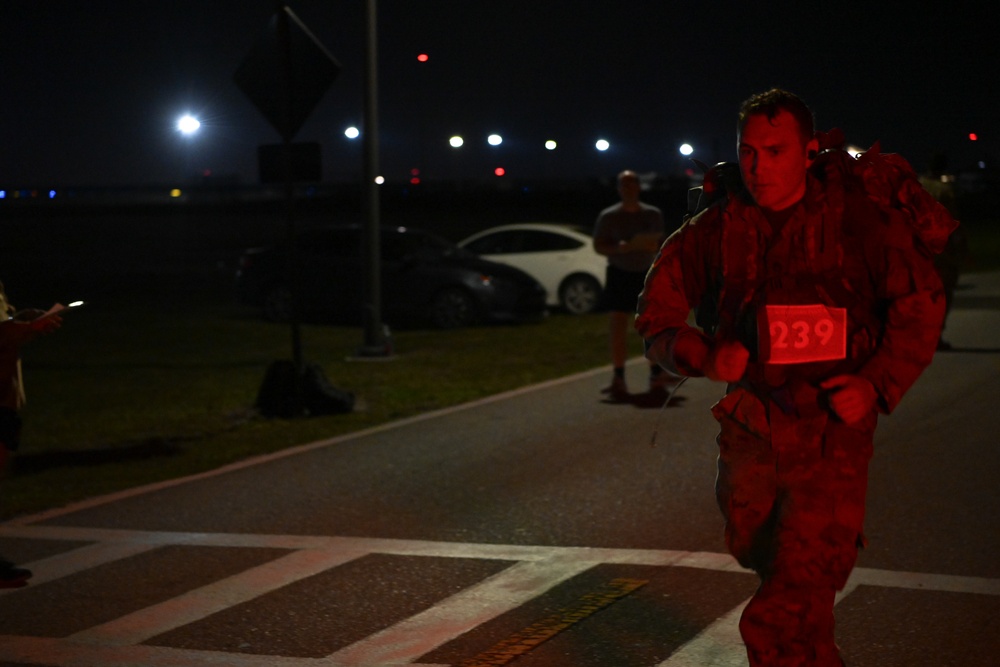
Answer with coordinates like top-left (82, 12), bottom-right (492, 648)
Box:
top-left (177, 114), bottom-right (201, 136)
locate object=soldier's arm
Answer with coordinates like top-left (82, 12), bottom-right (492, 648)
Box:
top-left (854, 210), bottom-right (947, 413)
top-left (636, 214), bottom-right (724, 378)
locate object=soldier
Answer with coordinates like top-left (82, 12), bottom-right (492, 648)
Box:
top-left (636, 89), bottom-right (955, 665)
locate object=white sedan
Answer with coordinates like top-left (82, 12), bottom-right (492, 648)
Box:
top-left (458, 223), bottom-right (605, 314)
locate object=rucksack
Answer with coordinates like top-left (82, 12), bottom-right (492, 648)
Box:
top-left (685, 129), bottom-right (959, 256)
top-left (685, 129), bottom-right (959, 336)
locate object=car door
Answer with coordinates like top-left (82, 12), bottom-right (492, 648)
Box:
top-left (468, 229), bottom-right (579, 303)
top-left (295, 228), bottom-right (364, 322)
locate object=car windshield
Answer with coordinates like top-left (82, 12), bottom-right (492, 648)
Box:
top-left (383, 229), bottom-right (472, 262)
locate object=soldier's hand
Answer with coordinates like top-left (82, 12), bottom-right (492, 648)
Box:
top-left (820, 375), bottom-right (877, 425)
top-left (705, 340), bottom-right (749, 383)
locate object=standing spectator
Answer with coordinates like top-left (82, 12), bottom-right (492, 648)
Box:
top-left (593, 170), bottom-right (669, 401)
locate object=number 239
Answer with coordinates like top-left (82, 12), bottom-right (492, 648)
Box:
top-left (770, 318), bottom-right (836, 349)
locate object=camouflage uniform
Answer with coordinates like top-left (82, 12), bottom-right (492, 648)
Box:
top-left (635, 150), bottom-right (952, 666)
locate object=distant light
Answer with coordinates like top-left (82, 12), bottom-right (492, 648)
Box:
top-left (344, 126), bottom-right (360, 139)
top-left (679, 143), bottom-right (694, 156)
top-left (0, 191), bottom-right (5, 199)
top-left (374, 175), bottom-right (385, 184)
top-left (494, 167), bottom-right (506, 176)
top-left (170, 188), bottom-right (183, 198)
top-left (410, 177), bottom-right (421, 185)
top-left (48, 190), bottom-right (57, 199)
top-left (449, 135), bottom-right (464, 148)
top-left (544, 140), bottom-right (557, 150)
top-left (176, 114), bottom-right (200, 136)
top-left (595, 139), bottom-right (610, 152)
top-left (488, 134), bottom-right (503, 146)
top-left (969, 133), bottom-right (979, 141)
top-left (417, 53), bottom-right (429, 62)
top-left (979, 161), bottom-right (986, 169)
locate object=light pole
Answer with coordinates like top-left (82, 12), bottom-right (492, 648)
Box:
top-left (357, 0), bottom-right (389, 357)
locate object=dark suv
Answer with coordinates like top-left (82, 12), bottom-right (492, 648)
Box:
top-left (236, 225), bottom-right (548, 328)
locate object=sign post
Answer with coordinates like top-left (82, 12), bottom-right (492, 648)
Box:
top-left (235, 4), bottom-right (345, 416)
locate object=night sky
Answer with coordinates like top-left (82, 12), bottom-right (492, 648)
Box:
top-left (4, 1), bottom-right (997, 188)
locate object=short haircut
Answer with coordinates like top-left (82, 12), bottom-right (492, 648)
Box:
top-left (617, 170), bottom-right (639, 185)
top-left (737, 88), bottom-right (815, 145)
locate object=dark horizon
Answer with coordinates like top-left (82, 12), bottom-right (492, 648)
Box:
top-left (4, 1), bottom-right (998, 189)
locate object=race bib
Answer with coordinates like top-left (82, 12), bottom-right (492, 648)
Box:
top-left (757, 304), bottom-right (847, 364)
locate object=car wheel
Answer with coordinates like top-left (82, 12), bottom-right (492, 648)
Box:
top-left (429, 287), bottom-right (479, 328)
top-left (559, 274), bottom-right (602, 315)
top-left (262, 285), bottom-right (293, 322)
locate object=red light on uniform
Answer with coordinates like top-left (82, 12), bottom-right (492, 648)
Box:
top-left (494, 167), bottom-right (506, 177)
top-left (417, 53), bottom-right (429, 62)
top-left (969, 133), bottom-right (979, 141)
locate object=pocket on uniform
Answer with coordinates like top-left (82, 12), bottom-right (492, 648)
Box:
top-left (711, 387), bottom-right (770, 439)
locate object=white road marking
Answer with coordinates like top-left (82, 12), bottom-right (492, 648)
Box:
top-left (323, 556), bottom-right (596, 665)
top-left (69, 547), bottom-right (369, 647)
top-left (655, 600), bottom-right (749, 667)
top-left (1, 525), bottom-right (998, 667)
top-left (8, 540), bottom-right (160, 587)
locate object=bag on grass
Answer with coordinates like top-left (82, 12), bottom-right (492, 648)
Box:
top-left (255, 360), bottom-right (354, 418)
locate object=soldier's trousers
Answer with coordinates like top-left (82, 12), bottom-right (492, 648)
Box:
top-left (714, 402), bottom-right (873, 667)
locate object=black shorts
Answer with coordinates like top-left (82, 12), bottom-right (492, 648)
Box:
top-left (602, 265), bottom-right (648, 313)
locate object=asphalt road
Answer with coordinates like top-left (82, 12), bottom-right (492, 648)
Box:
top-left (1, 273), bottom-right (999, 667)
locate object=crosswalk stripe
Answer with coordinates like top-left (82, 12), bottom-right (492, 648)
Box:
top-left (3, 524), bottom-right (999, 667)
top-left (0, 635), bottom-right (448, 667)
top-left (3, 540), bottom-right (159, 588)
top-left (68, 547), bottom-right (368, 647)
top-left (323, 556), bottom-right (598, 665)
top-left (654, 599), bottom-right (749, 667)
top-left (4, 525), bottom-right (999, 598)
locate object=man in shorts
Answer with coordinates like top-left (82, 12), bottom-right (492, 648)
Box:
top-left (593, 170), bottom-right (669, 400)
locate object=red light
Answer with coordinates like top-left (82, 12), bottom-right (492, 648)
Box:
top-left (410, 167), bottom-right (420, 176)
top-left (494, 167), bottom-right (506, 177)
top-left (969, 133), bottom-right (979, 141)
top-left (417, 53), bottom-right (429, 62)
top-left (410, 177), bottom-right (421, 185)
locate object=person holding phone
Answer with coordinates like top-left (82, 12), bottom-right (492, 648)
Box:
top-left (0, 281), bottom-right (62, 588)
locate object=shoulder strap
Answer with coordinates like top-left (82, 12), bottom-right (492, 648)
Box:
top-left (686, 161), bottom-right (743, 221)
